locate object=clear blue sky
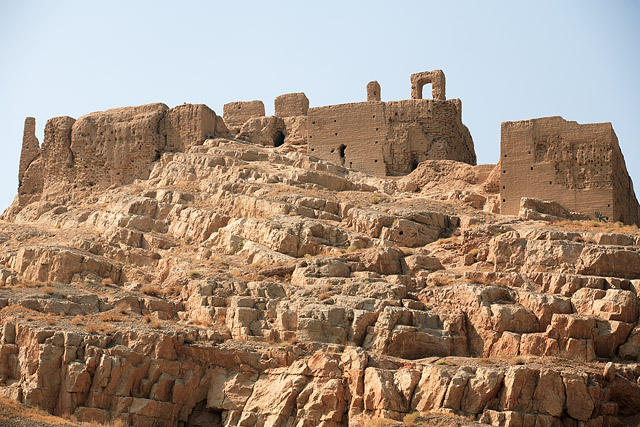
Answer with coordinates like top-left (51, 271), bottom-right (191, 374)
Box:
top-left (1, 1), bottom-right (638, 211)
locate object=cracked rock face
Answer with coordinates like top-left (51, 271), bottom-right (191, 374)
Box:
top-left (1, 105), bottom-right (640, 426)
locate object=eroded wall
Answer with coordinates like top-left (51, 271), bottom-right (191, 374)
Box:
top-left (308, 102), bottom-right (387, 176)
top-left (274, 93), bottom-right (309, 118)
top-left (500, 116), bottom-right (640, 224)
top-left (223, 101), bottom-right (265, 133)
top-left (307, 99), bottom-right (476, 177)
top-left (13, 103), bottom-right (226, 213)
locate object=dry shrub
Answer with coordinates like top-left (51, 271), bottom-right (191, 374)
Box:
top-left (85, 323), bottom-right (98, 334)
top-left (365, 418), bottom-right (397, 427)
top-left (98, 311), bottom-right (123, 323)
top-left (318, 292), bottom-right (332, 300)
top-left (0, 397), bottom-right (75, 426)
top-left (18, 279), bottom-right (42, 288)
top-left (99, 323), bottom-right (116, 334)
top-left (188, 270), bottom-right (201, 279)
top-left (509, 355), bottom-right (527, 365)
top-left (403, 412), bottom-right (421, 426)
top-left (401, 247), bottom-right (414, 256)
top-left (140, 285), bottom-right (163, 297)
top-left (115, 301), bottom-right (129, 314)
top-left (111, 419), bottom-right (129, 427)
top-left (143, 314), bottom-right (163, 328)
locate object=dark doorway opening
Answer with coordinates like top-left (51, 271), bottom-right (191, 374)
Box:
top-left (410, 160), bottom-right (419, 172)
top-left (338, 144), bottom-right (346, 166)
top-left (274, 131), bottom-right (285, 147)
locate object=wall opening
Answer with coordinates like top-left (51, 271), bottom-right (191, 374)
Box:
top-left (410, 160), bottom-right (419, 172)
top-left (338, 144), bottom-right (346, 166)
top-left (273, 131), bottom-right (285, 147)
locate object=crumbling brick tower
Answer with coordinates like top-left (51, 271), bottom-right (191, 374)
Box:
top-left (306, 70), bottom-right (476, 177)
top-left (500, 116), bottom-right (640, 225)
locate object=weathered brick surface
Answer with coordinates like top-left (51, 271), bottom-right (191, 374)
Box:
top-left (500, 116), bottom-right (640, 225)
top-left (274, 93), bottom-right (309, 118)
top-left (223, 100), bottom-right (265, 132)
top-left (308, 99), bottom-right (475, 177)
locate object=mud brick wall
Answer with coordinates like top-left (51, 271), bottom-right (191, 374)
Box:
top-left (500, 116), bottom-right (640, 224)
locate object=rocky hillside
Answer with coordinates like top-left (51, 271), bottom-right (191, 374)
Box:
top-left (1, 105), bottom-right (640, 427)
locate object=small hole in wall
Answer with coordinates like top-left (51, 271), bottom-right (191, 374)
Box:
top-left (374, 160), bottom-right (378, 163)
top-left (503, 170), bottom-right (506, 174)
top-left (311, 148), bottom-right (315, 151)
top-left (349, 162), bottom-right (353, 167)
top-left (375, 128), bottom-right (379, 131)
top-left (607, 204), bottom-right (611, 207)
top-left (334, 119), bottom-right (336, 122)
top-left (335, 133), bottom-right (338, 136)
top-left (502, 186), bottom-right (505, 189)
top-left (549, 181), bottom-right (552, 185)
top-left (531, 167), bottom-right (534, 171)
top-left (399, 231), bottom-right (404, 235)
top-left (312, 121), bottom-right (316, 124)
top-left (503, 199), bottom-right (506, 203)
top-left (528, 151), bottom-right (531, 155)
top-left (504, 154), bottom-right (507, 158)
top-left (373, 115), bottom-right (376, 118)
top-left (375, 141), bottom-right (378, 144)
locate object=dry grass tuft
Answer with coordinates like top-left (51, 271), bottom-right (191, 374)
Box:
top-left (115, 301), bottom-right (129, 314)
top-left (98, 311), bottom-right (123, 323)
top-left (143, 314), bottom-right (163, 328)
top-left (317, 292), bottom-right (332, 300)
top-left (403, 411), bottom-right (421, 426)
top-left (140, 284), bottom-right (163, 297)
top-left (41, 286), bottom-right (56, 295)
top-left (509, 355), bottom-right (527, 365)
top-left (71, 315), bottom-right (84, 326)
top-left (364, 418), bottom-right (397, 427)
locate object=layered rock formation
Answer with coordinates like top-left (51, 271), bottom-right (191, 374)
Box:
top-left (1, 102), bottom-right (640, 427)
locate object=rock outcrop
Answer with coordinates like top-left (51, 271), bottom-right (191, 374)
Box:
top-left (1, 103), bottom-right (640, 427)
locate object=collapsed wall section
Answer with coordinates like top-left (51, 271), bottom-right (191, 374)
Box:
top-left (500, 116), bottom-right (640, 225)
top-left (11, 103), bottom-right (227, 216)
top-left (383, 99), bottom-right (475, 175)
top-left (223, 101), bottom-right (265, 134)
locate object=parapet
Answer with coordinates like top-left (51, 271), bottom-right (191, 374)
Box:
top-left (366, 81), bottom-right (381, 101)
top-left (274, 93), bottom-right (309, 118)
top-left (411, 70), bottom-right (446, 100)
top-left (223, 101), bottom-right (265, 133)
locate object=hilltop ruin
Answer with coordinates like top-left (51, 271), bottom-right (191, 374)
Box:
top-left (8, 70), bottom-right (640, 226)
top-left (2, 71), bottom-right (640, 426)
